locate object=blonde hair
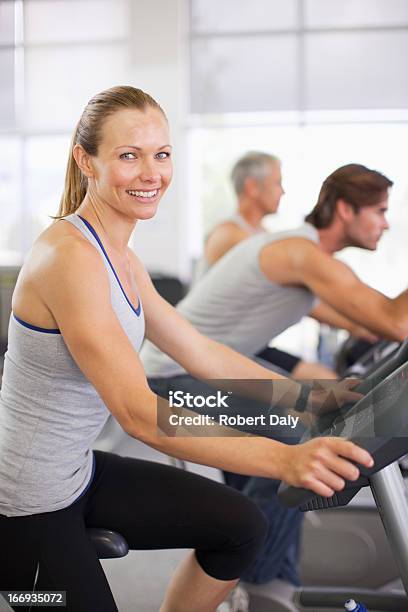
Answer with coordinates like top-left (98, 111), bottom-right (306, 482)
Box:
top-left (57, 86), bottom-right (166, 217)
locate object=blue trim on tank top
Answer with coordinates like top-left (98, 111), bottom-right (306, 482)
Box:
top-left (13, 314), bottom-right (60, 334)
top-left (78, 215), bottom-right (141, 317)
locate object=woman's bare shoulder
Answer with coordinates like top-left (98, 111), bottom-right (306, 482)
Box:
top-left (36, 218), bottom-right (89, 247)
top-left (13, 219), bottom-right (105, 327)
top-left (25, 219), bottom-right (97, 272)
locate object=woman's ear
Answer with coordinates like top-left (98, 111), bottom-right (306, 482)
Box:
top-left (72, 144), bottom-right (94, 179)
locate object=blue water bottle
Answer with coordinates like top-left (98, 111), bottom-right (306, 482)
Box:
top-left (344, 599), bottom-right (368, 612)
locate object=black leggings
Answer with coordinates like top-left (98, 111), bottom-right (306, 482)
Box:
top-left (0, 451), bottom-right (267, 611)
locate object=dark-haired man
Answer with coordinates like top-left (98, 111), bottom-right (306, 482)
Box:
top-left (142, 163), bottom-right (408, 587)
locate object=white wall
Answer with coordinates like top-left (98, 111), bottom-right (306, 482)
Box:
top-left (126, 0), bottom-right (190, 279)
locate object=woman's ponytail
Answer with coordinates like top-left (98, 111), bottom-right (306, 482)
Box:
top-left (56, 128), bottom-right (88, 218)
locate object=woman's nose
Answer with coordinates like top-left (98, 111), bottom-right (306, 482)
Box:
top-left (139, 158), bottom-right (159, 182)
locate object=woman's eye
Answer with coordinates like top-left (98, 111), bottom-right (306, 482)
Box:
top-left (156, 151), bottom-right (170, 160)
top-left (120, 152), bottom-right (136, 160)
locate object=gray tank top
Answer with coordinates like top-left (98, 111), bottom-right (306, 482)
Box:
top-left (194, 213), bottom-right (263, 281)
top-left (229, 213), bottom-right (262, 235)
top-left (141, 223), bottom-right (318, 377)
top-left (0, 214), bottom-right (145, 517)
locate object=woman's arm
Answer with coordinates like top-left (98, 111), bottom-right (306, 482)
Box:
top-left (35, 238), bottom-right (372, 497)
top-left (131, 251), bottom-right (360, 416)
top-left (131, 253), bottom-right (287, 381)
top-left (129, 250), bottom-right (302, 410)
top-left (131, 253), bottom-right (361, 418)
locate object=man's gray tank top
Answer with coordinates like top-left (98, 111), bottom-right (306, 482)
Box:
top-left (0, 214), bottom-right (145, 517)
top-left (141, 223), bottom-right (318, 378)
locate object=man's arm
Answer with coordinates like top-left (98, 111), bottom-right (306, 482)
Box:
top-left (310, 302), bottom-right (379, 343)
top-left (204, 222), bottom-right (248, 266)
top-left (260, 238), bottom-right (408, 341)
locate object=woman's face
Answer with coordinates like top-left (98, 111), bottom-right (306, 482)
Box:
top-left (89, 107), bottom-right (172, 221)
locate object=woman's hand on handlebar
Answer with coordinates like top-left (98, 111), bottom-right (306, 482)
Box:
top-left (282, 437), bottom-right (374, 498)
